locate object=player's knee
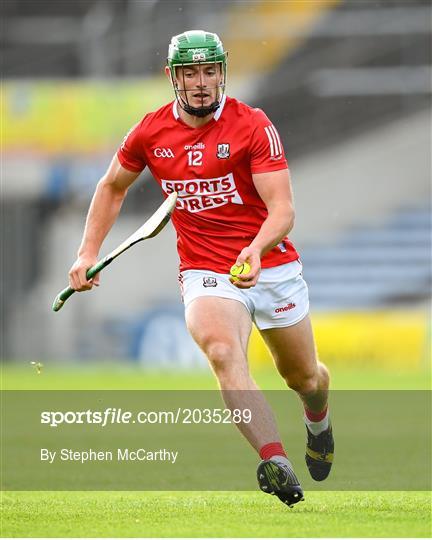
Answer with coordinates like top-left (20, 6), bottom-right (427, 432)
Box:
top-left (317, 361), bottom-right (330, 387)
top-left (205, 341), bottom-right (234, 373)
top-left (286, 371), bottom-right (319, 395)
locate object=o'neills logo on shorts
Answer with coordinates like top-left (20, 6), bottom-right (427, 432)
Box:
top-left (275, 302), bottom-right (296, 313)
top-left (161, 173), bottom-right (243, 213)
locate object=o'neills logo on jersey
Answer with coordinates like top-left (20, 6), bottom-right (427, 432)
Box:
top-left (161, 173), bottom-right (243, 213)
top-left (184, 142), bottom-right (205, 150)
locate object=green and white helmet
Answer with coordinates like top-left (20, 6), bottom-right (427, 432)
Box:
top-left (167, 30), bottom-right (228, 117)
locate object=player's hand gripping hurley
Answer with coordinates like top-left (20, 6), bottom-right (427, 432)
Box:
top-left (52, 192), bottom-right (178, 312)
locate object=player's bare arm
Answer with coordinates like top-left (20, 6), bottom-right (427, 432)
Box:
top-left (232, 168), bottom-right (295, 289)
top-left (68, 155), bottom-right (140, 292)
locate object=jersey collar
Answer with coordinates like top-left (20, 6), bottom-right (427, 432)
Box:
top-left (172, 94), bottom-right (227, 122)
top-left (214, 94), bottom-right (226, 120)
top-left (172, 99), bottom-right (180, 120)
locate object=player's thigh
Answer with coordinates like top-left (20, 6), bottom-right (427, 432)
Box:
top-left (259, 314), bottom-right (318, 381)
top-left (186, 296), bottom-right (252, 359)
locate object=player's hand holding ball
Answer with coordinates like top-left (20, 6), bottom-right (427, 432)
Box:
top-left (230, 262), bottom-right (251, 282)
top-left (230, 247), bottom-right (261, 288)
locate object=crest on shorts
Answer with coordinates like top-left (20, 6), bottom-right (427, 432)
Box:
top-left (216, 143), bottom-right (230, 159)
top-left (203, 277), bottom-right (217, 288)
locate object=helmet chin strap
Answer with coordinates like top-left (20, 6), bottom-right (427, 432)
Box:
top-left (179, 98), bottom-right (220, 118)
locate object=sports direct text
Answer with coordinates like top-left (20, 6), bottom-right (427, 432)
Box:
top-left (40, 407), bottom-right (252, 427)
top-left (162, 173), bottom-right (243, 213)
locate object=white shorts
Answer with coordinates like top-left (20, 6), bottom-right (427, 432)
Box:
top-left (179, 260), bottom-right (309, 330)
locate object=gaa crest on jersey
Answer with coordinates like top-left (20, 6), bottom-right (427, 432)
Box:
top-left (154, 147), bottom-right (175, 158)
top-left (216, 143), bottom-right (230, 159)
top-left (203, 277), bottom-right (217, 288)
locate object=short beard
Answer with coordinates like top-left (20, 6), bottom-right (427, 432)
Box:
top-left (180, 99), bottom-right (220, 118)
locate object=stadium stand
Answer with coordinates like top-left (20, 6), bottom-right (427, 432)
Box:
top-left (1, 0), bottom-right (235, 77)
top-left (302, 205), bottom-right (431, 309)
top-left (254, 0), bottom-right (431, 157)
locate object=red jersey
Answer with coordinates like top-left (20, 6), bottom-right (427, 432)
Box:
top-left (117, 95), bottom-right (299, 273)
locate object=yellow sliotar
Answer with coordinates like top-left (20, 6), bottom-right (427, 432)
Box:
top-left (230, 262), bottom-right (251, 282)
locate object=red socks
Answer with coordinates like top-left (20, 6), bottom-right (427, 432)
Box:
top-left (259, 442), bottom-right (287, 460)
top-left (304, 405), bottom-right (330, 435)
top-left (259, 407), bottom-right (329, 459)
top-left (304, 406), bottom-right (328, 422)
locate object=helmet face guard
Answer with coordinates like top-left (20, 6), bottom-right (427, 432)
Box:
top-left (167, 30), bottom-right (228, 118)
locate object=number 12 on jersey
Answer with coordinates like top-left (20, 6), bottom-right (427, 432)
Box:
top-left (187, 150), bottom-right (203, 166)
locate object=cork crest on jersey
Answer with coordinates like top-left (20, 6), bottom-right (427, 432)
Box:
top-left (216, 143), bottom-right (230, 159)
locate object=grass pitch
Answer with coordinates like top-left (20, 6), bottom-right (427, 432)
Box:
top-left (1, 364), bottom-right (431, 537)
top-left (2, 491), bottom-right (430, 537)
top-left (2, 363), bottom-right (430, 390)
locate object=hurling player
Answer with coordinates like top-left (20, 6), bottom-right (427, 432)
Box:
top-left (68, 30), bottom-right (334, 507)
